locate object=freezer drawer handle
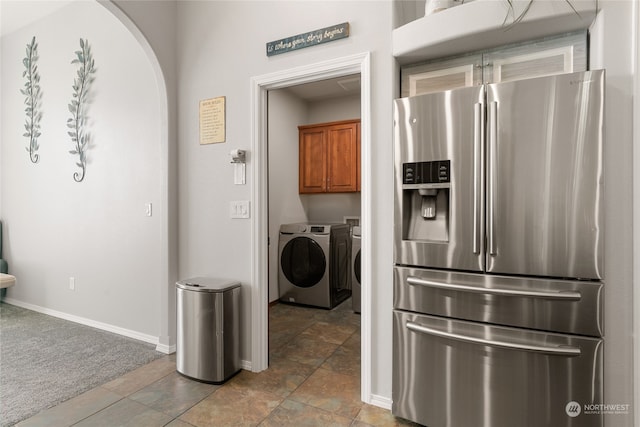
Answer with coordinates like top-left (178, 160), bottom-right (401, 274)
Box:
top-left (406, 321), bottom-right (581, 357)
top-left (406, 276), bottom-right (581, 300)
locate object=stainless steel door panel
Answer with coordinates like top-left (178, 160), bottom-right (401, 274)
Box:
top-left (392, 311), bottom-right (603, 427)
top-left (486, 70), bottom-right (604, 280)
top-left (394, 266), bottom-right (603, 337)
top-left (394, 85), bottom-right (485, 271)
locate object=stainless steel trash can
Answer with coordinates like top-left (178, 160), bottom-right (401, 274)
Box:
top-left (176, 277), bottom-right (241, 383)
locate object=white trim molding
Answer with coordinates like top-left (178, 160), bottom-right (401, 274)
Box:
top-left (250, 52), bottom-right (374, 404)
top-left (633, 0), bottom-right (640, 424)
top-left (4, 297), bottom-right (169, 352)
top-left (369, 394), bottom-right (392, 411)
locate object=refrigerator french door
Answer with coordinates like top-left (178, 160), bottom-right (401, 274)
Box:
top-left (392, 70), bottom-right (605, 427)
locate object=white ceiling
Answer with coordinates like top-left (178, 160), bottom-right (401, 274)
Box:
top-left (1, 0), bottom-right (75, 37)
top-left (283, 74), bottom-right (361, 102)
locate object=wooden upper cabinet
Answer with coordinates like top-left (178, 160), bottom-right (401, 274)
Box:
top-left (299, 119), bottom-right (360, 194)
top-left (299, 127), bottom-right (326, 193)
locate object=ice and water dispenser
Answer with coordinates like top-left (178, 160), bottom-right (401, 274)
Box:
top-left (401, 160), bottom-right (450, 242)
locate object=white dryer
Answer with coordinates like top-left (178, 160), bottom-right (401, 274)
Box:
top-left (278, 223), bottom-right (351, 309)
top-left (351, 226), bottom-right (361, 313)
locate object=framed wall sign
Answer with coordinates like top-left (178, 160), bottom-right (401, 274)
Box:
top-left (199, 96), bottom-right (226, 144)
top-left (266, 22), bottom-right (350, 57)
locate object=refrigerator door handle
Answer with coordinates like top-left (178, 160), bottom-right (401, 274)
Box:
top-left (488, 101), bottom-right (498, 256)
top-left (473, 102), bottom-right (483, 255)
top-left (406, 275), bottom-right (582, 300)
top-left (405, 321), bottom-right (582, 356)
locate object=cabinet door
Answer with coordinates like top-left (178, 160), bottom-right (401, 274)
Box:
top-left (299, 128), bottom-right (326, 193)
top-left (327, 122), bottom-right (358, 193)
top-left (401, 53), bottom-right (483, 97)
top-left (483, 31), bottom-right (587, 83)
top-left (400, 31), bottom-right (587, 97)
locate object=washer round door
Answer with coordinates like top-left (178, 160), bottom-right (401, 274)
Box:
top-left (280, 237), bottom-right (326, 288)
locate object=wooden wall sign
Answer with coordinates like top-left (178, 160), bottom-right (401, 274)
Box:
top-left (199, 96), bottom-right (226, 145)
top-left (266, 22), bottom-right (349, 57)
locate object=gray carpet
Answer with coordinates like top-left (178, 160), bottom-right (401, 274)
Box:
top-left (0, 302), bottom-right (164, 426)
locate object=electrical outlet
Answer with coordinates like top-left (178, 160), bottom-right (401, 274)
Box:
top-left (69, 277), bottom-right (75, 291)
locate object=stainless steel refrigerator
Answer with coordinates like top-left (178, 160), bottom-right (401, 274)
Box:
top-left (392, 70), bottom-right (605, 427)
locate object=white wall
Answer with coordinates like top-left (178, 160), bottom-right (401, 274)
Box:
top-left (176, 0), bottom-right (394, 400)
top-left (590, 2), bottom-right (636, 424)
top-left (109, 0), bottom-right (178, 353)
top-left (307, 93), bottom-right (361, 123)
top-left (267, 89), bottom-right (309, 302)
top-left (0, 0), bottom-right (164, 339)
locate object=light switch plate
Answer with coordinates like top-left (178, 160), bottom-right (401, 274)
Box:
top-left (234, 163), bottom-right (246, 185)
top-left (230, 200), bottom-right (250, 219)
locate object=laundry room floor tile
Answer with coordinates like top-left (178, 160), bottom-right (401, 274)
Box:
top-left (288, 367), bottom-right (362, 419)
top-left (229, 355), bottom-right (315, 398)
top-left (300, 320), bottom-right (358, 345)
top-left (73, 398), bottom-right (173, 426)
top-left (15, 387), bottom-right (123, 427)
top-left (270, 334), bottom-right (340, 367)
top-left (179, 383), bottom-right (282, 426)
top-left (269, 320), bottom-right (315, 352)
top-left (321, 333), bottom-right (361, 377)
top-left (102, 354), bottom-right (177, 396)
top-left (260, 398), bottom-right (353, 426)
top-left (128, 371), bottom-right (218, 418)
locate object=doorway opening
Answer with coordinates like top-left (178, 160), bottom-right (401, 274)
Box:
top-left (250, 53), bottom-right (372, 401)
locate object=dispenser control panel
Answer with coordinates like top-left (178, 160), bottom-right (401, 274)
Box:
top-left (403, 160), bottom-right (450, 184)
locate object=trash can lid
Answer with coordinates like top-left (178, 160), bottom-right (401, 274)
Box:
top-left (176, 277), bottom-right (240, 292)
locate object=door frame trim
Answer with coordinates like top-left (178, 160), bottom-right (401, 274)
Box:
top-left (250, 52), bottom-right (372, 402)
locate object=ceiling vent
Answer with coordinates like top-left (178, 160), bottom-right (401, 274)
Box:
top-left (337, 76), bottom-right (361, 92)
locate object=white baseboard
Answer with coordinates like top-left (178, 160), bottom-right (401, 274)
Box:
top-left (368, 393), bottom-right (392, 410)
top-left (3, 297), bottom-right (160, 347)
top-left (156, 343), bottom-right (176, 354)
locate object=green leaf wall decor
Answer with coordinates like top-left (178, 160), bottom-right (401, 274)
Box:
top-left (67, 38), bottom-right (96, 182)
top-left (21, 36), bottom-right (42, 163)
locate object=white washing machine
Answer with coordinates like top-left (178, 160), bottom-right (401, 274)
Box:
top-left (351, 226), bottom-right (361, 314)
top-left (278, 223), bottom-right (351, 309)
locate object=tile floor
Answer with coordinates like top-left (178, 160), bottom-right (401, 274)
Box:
top-left (16, 300), bottom-right (417, 427)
